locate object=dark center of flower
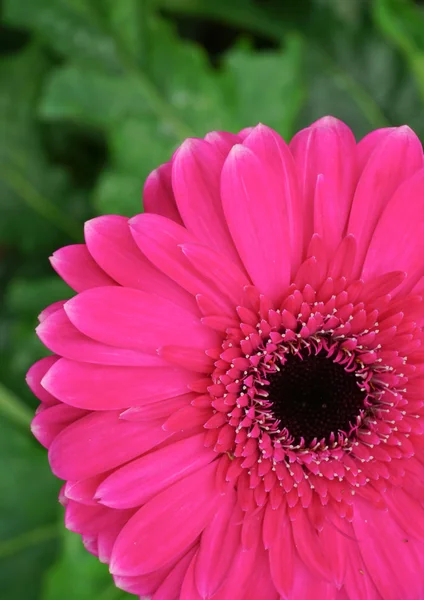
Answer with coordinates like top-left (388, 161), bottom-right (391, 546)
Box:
top-left (267, 351), bottom-right (366, 445)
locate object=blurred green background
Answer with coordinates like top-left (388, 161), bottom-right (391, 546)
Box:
top-left (1, 0), bottom-right (424, 598)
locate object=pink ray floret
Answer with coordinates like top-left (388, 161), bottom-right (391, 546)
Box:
top-left (29, 117), bottom-right (424, 599)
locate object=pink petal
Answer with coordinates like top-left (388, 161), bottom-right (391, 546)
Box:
top-left (180, 242), bottom-right (249, 306)
top-left (353, 498), bottom-right (424, 600)
top-left (241, 508), bottom-right (264, 551)
top-left (64, 500), bottom-right (106, 534)
top-left (96, 433), bottom-right (215, 509)
top-left (195, 487), bottom-right (242, 598)
top-left (129, 213), bottom-right (237, 315)
top-left (384, 487), bottom-right (424, 540)
top-left (242, 124), bottom-right (303, 274)
top-left (357, 127), bottom-right (395, 172)
top-left (335, 590), bottom-right (350, 600)
top-left (49, 410), bottom-right (173, 479)
top-left (163, 405), bottom-right (212, 432)
top-left (290, 505), bottom-right (330, 581)
top-left (97, 509), bottom-right (137, 564)
top-left (348, 126), bottom-right (423, 275)
top-left (114, 568), bottom-right (171, 597)
top-left (239, 546), bottom-right (279, 600)
top-left (180, 553), bottom-right (203, 600)
top-left (290, 561), bottom-right (340, 600)
top-left (362, 169), bottom-right (424, 292)
top-left (172, 138), bottom-right (241, 264)
top-left (268, 504), bottom-right (294, 597)
top-left (65, 501), bottom-right (132, 537)
top-left (143, 162), bottom-right (183, 224)
top-left (319, 518), bottom-right (349, 588)
top-left (290, 116), bottom-right (357, 255)
top-left (328, 235), bottom-right (357, 280)
top-left (119, 393), bottom-right (193, 421)
top-left (38, 300), bottom-right (66, 322)
top-left (65, 286), bottom-right (219, 353)
top-left (203, 130), bottom-right (242, 154)
top-left (42, 358), bottom-right (198, 410)
top-left (211, 542), bottom-right (264, 600)
top-left (158, 346), bottom-right (214, 373)
top-left (64, 473), bottom-right (106, 506)
top-left (50, 244), bottom-right (116, 292)
top-left (37, 308), bottom-right (167, 367)
top-left (153, 548), bottom-right (197, 600)
top-left (31, 403), bottom-right (88, 448)
top-left (263, 501), bottom-right (282, 549)
top-left (238, 126), bottom-right (254, 140)
top-left (110, 462), bottom-right (219, 576)
top-left (84, 215), bottom-right (196, 312)
top-left (26, 356), bottom-right (60, 406)
top-left (81, 535), bottom-right (98, 557)
top-left (411, 278), bottom-right (424, 300)
top-left (221, 143), bottom-right (291, 303)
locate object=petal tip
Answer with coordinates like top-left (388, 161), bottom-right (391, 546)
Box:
top-left (84, 217), bottom-right (100, 233)
top-left (127, 215), bottom-right (138, 229)
top-left (227, 143), bottom-right (253, 162)
top-left (62, 297), bottom-right (75, 318)
top-left (312, 115), bottom-right (345, 129)
top-left (397, 124), bottom-right (414, 135)
top-left (40, 370), bottom-right (53, 395)
top-left (177, 137), bottom-right (203, 156)
top-left (387, 124), bottom-right (419, 143)
top-left (34, 321), bottom-right (44, 338)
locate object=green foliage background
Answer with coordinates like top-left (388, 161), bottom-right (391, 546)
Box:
top-left (1, 0), bottom-right (424, 597)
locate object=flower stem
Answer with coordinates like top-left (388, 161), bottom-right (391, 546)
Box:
top-left (0, 523), bottom-right (59, 559)
top-left (0, 382), bottom-right (33, 430)
top-left (0, 166), bottom-right (82, 242)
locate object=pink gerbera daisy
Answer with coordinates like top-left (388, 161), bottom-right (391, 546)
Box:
top-left (29, 117), bottom-right (424, 600)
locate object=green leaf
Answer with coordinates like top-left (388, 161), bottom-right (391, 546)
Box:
top-left (299, 21), bottom-right (424, 138)
top-left (93, 171), bottom-right (143, 216)
top-left (160, 0), bottom-right (392, 131)
top-left (298, 34), bottom-right (389, 137)
top-left (39, 12), bottom-right (229, 139)
top-left (102, 0), bottom-right (151, 65)
top-left (39, 66), bottom-right (147, 128)
top-left (40, 9), bottom-right (306, 198)
top-left (144, 16), bottom-right (231, 134)
top-left (312, 0), bottom-right (369, 26)
top-left (224, 35), bottom-right (305, 138)
top-left (42, 530), bottom-right (135, 600)
top-left (374, 0), bottom-right (424, 101)
top-left (109, 119), bottom-right (177, 176)
top-left (3, 0), bottom-right (121, 70)
top-left (5, 277), bottom-right (72, 317)
top-left (0, 420), bottom-right (61, 600)
top-left (156, 0), bottom-right (289, 41)
top-left (0, 276), bottom-right (71, 406)
top-left (0, 44), bottom-right (82, 252)
top-left (39, 9), bottom-right (239, 207)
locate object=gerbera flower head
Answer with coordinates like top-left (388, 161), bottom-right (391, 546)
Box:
top-left (29, 117), bottom-right (424, 599)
